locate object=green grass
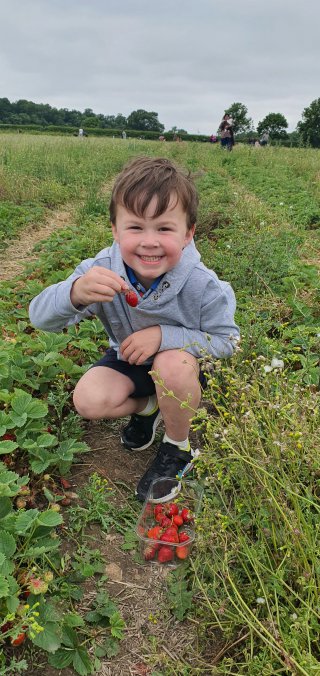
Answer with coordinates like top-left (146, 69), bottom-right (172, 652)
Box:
top-left (0, 136), bottom-right (319, 675)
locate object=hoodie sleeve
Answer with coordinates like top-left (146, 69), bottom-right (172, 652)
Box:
top-left (29, 257), bottom-right (100, 332)
top-left (159, 280), bottom-right (240, 359)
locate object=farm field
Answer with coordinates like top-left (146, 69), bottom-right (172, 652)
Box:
top-left (0, 134), bottom-right (319, 676)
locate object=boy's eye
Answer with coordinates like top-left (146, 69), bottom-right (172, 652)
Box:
top-left (159, 227), bottom-right (173, 232)
top-left (128, 225), bottom-right (142, 230)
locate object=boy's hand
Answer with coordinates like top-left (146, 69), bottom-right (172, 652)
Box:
top-left (120, 327), bottom-right (162, 365)
top-left (70, 267), bottom-right (128, 307)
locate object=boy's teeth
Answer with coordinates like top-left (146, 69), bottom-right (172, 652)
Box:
top-left (141, 256), bottom-right (161, 261)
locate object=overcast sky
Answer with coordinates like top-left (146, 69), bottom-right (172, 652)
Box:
top-left (1, 0), bottom-right (319, 134)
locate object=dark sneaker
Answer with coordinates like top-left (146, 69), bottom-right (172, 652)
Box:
top-left (121, 408), bottom-right (162, 451)
top-left (136, 441), bottom-right (198, 502)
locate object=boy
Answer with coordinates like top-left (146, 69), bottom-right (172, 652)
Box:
top-left (29, 157), bottom-right (239, 501)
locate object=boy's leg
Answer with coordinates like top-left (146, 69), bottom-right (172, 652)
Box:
top-left (74, 350), bottom-right (162, 451)
top-left (152, 350), bottom-right (201, 442)
top-left (136, 350), bottom-right (202, 501)
top-left (73, 366), bottom-right (148, 420)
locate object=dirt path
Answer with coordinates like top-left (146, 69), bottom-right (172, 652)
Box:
top-left (0, 207), bottom-right (73, 281)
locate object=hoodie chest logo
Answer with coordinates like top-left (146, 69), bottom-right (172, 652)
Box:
top-left (152, 281), bottom-right (170, 301)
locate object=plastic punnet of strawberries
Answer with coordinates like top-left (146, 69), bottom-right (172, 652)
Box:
top-left (142, 501), bottom-right (194, 563)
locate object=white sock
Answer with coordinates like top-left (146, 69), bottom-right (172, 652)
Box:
top-left (163, 433), bottom-right (190, 451)
top-left (138, 394), bottom-right (158, 416)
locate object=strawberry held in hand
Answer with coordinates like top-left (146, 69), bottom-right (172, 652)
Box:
top-left (125, 290), bottom-right (138, 307)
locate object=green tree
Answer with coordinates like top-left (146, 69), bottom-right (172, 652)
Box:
top-left (127, 109), bottom-right (164, 132)
top-left (297, 98), bottom-right (320, 147)
top-left (168, 126), bottom-right (188, 135)
top-left (223, 102), bottom-right (253, 134)
top-left (257, 113), bottom-right (288, 139)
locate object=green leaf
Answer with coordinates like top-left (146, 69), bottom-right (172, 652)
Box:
top-left (0, 440), bottom-right (19, 455)
top-left (101, 636), bottom-right (120, 658)
top-left (31, 622), bottom-right (61, 653)
top-left (72, 647), bottom-right (93, 676)
top-left (11, 391), bottom-right (32, 414)
top-left (15, 509), bottom-right (39, 534)
top-left (30, 452), bottom-right (56, 474)
top-left (36, 433), bottom-right (58, 448)
top-left (9, 412), bottom-right (28, 428)
top-left (0, 530), bottom-right (16, 557)
top-left (0, 574), bottom-right (10, 598)
top-left (0, 557), bottom-right (14, 576)
top-left (26, 401), bottom-right (49, 419)
top-left (6, 594), bottom-right (20, 614)
top-left (48, 649), bottom-right (74, 669)
top-left (62, 625), bottom-right (78, 648)
top-left (63, 613), bottom-right (85, 628)
top-left (0, 497), bottom-right (12, 518)
top-left (37, 510), bottom-right (63, 527)
top-left (110, 611), bottom-right (126, 640)
top-left (167, 569), bottom-right (193, 621)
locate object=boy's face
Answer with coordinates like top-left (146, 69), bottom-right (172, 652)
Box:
top-left (112, 195), bottom-right (195, 288)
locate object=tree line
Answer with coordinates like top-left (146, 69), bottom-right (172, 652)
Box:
top-left (0, 99), bottom-right (166, 133)
top-left (0, 96), bottom-right (319, 146)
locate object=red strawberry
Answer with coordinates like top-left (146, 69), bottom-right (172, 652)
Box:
top-left (147, 525), bottom-right (163, 540)
top-left (60, 478), bottom-right (72, 490)
top-left (160, 526), bottom-right (179, 542)
top-left (179, 531), bottom-right (191, 543)
top-left (143, 544), bottom-right (157, 561)
top-left (164, 502), bottom-right (179, 517)
top-left (125, 290), bottom-right (138, 307)
top-left (159, 515), bottom-right (172, 529)
top-left (158, 545), bottom-right (174, 563)
top-left (181, 508), bottom-right (194, 524)
top-left (11, 632), bottom-right (26, 646)
top-left (2, 432), bottom-right (16, 441)
top-left (176, 545), bottom-right (189, 560)
top-left (173, 514), bottom-right (184, 527)
top-left (154, 505), bottom-right (164, 517)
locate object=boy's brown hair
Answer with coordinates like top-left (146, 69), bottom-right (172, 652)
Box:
top-left (109, 156), bottom-right (198, 230)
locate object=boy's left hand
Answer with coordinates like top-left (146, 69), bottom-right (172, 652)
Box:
top-left (120, 326), bottom-right (161, 365)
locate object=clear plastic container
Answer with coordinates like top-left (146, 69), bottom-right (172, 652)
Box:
top-left (136, 478), bottom-right (203, 566)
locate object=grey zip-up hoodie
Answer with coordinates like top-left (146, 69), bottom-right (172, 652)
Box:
top-left (29, 240), bottom-right (239, 364)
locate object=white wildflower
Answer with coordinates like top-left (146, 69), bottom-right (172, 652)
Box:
top-left (271, 358), bottom-right (284, 370)
top-left (256, 597), bottom-right (266, 604)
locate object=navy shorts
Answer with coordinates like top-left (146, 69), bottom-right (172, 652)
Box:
top-left (92, 348), bottom-right (206, 399)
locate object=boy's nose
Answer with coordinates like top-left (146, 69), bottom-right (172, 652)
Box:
top-left (140, 235), bottom-right (160, 247)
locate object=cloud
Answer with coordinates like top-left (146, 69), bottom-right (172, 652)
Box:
top-left (0, 0), bottom-right (319, 133)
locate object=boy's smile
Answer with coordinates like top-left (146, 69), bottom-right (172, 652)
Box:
top-left (112, 195), bottom-right (195, 289)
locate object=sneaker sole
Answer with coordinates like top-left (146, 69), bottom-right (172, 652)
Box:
top-left (121, 411), bottom-right (162, 451)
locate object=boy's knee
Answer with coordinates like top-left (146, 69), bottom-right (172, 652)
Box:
top-left (73, 381), bottom-right (107, 419)
top-left (152, 350), bottom-right (199, 388)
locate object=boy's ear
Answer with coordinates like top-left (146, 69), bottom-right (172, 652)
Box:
top-left (111, 223), bottom-right (119, 242)
top-left (184, 224), bottom-right (196, 245)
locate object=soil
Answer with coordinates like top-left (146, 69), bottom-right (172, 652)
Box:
top-left (0, 207), bottom-right (73, 281)
top-left (3, 206), bottom-right (208, 675)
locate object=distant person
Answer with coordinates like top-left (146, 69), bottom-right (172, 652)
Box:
top-left (254, 140), bottom-right (261, 148)
top-left (78, 128), bottom-right (84, 138)
top-left (209, 134), bottom-right (217, 143)
top-left (158, 135), bottom-right (166, 142)
top-left (122, 130), bottom-right (127, 139)
top-left (219, 114), bottom-right (234, 151)
top-left (260, 132), bottom-right (269, 146)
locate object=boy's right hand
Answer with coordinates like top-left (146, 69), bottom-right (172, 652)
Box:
top-left (70, 267), bottom-right (129, 307)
